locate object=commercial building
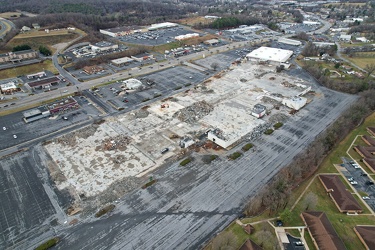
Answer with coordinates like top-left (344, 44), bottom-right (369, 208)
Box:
top-left (26, 76), bottom-right (60, 90)
top-left (111, 57), bottom-right (134, 67)
top-left (148, 22), bottom-right (178, 31)
top-left (47, 97), bottom-right (79, 115)
top-left (83, 65), bottom-right (104, 75)
top-left (303, 20), bottom-right (320, 25)
top-left (278, 38), bottom-right (302, 46)
top-left (23, 106), bottom-right (50, 123)
top-left (339, 35), bottom-right (352, 41)
top-left (204, 39), bottom-right (220, 46)
top-left (251, 104), bottom-right (266, 118)
top-left (301, 211), bottom-right (347, 250)
top-left (282, 96), bottom-right (307, 110)
top-left (99, 26), bottom-right (141, 37)
top-left (0, 50), bottom-right (38, 64)
top-left (123, 78), bottom-right (142, 90)
top-left (131, 53), bottom-right (154, 62)
top-left (27, 71), bottom-right (47, 79)
top-left (91, 41), bottom-right (118, 52)
top-left (313, 42), bottom-right (335, 47)
top-left (246, 47), bottom-right (293, 65)
top-left (0, 82), bottom-right (18, 94)
top-left (175, 33), bottom-right (199, 41)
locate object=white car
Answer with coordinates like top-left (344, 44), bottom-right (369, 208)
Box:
top-left (2, 126), bottom-right (6, 130)
top-left (350, 181), bottom-right (358, 185)
top-left (348, 177), bottom-right (354, 182)
top-left (362, 196), bottom-right (370, 200)
top-left (13, 134), bottom-right (17, 139)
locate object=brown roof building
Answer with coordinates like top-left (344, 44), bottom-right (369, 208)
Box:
top-left (354, 226), bottom-right (375, 250)
top-left (27, 76), bottom-right (60, 89)
top-left (364, 158), bottom-right (375, 173)
top-left (301, 211), bottom-right (347, 250)
top-left (239, 239), bottom-right (262, 250)
top-left (362, 135), bottom-right (375, 146)
top-left (83, 65), bottom-right (104, 75)
top-left (367, 127), bottom-right (375, 137)
top-left (354, 146), bottom-right (375, 159)
top-left (319, 175), bottom-right (362, 213)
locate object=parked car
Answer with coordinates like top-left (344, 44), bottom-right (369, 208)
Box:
top-left (350, 181), bottom-right (358, 185)
top-left (362, 196), bottom-right (370, 200)
top-left (2, 127), bottom-right (6, 130)
top-left (161, 148), bottom-right (169, 154)
top-left (13, 134), bottom-right (17, 139)
top-left (348, 177), bottom-right (354, 182)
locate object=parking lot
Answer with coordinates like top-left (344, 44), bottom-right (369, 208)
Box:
top-left (0, 149), bottom-right (67, 249)
top-left (117, 26), bottom-right (202, 46)
top-left (341, 157), bottom-right (375, 211)
top-left (0, 98), bottom-right (94, 150)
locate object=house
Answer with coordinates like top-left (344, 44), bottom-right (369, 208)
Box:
top-left (354, 226), bottom-right (375, 250)
top-left (363, 158), bottom-right (375, 173)
top-left (32, 23), bottom-right (40, 29)
top-left (354, 145), bottom-right (375, 158)
top-left (367, 127), bottom-right (375, 137)
top-left (319, 175), bottom-right (363, 213)
top-left (21, 26), bottom-right (31, 32)
top-left (301, 211), bottom-right (347, 250)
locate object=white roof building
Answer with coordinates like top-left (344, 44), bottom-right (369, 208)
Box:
top-left (148, 22), bottom-right (178, 31)
top-left (111, 57), bottom-right (134, 66)
top-left (175, 33), bottom-right (199, 41)
top-left (303, 21), bottom-right (320, 25)
top-left (123, 78), bottom-right (142, 90)
top-left (0, 82), bottom-right (17, 92)
top-left (91, 42), bottom-right (118, 52)
top-left (282, 96), bottom-right (307, 110)
top-left (278, 38), bottom-right (302, 46)
top-left (339, 35), bottom-right (352, 41)
top-left (246, 47), bottom-right (293, 64)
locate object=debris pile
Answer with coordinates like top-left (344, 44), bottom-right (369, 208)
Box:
top-left (102, 135), bottom-right (132, 151)
top-left (261, 96), bottom-right (281, 105)
top-left (173, 101), bottom-right (214, 123)
top-left (249, 123), bottom-right (272, 140)
top-left (133, 109), bottom-right (149, 118)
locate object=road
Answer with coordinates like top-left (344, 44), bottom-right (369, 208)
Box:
top-left (0, 17), bottom-right (15, 39)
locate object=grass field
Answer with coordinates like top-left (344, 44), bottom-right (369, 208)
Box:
top-left (0, 31), bottom-right (79, 53)
top-left (0, 59), bottom-right (58, 78)
top-left (343, 52), bottom-right (375, 69)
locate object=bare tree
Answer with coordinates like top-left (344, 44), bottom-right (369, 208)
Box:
top-left (302, 192), bottom-right (318, 211)
top-left (211, 62), bottom-right (219, 71)
top-left (365, 64), bottom-right (375, 78)
top-left (211, 231), bottom-right (237, 250)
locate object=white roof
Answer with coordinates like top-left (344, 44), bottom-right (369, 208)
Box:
top-left (111, 57), bottom-right (134, 64)
top-left (149, 22), bottom-right (177, 30)
top-left (246, 47), bottom-right (293, 63)
top-left (123, 78), bottom-right (142, 89)
top-left (0, 82), bottom-right (17, 91)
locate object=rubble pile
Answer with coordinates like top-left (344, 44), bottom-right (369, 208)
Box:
top-left (261, 96), bottom-right (281, 105)
top-left (173, 101), bottom-right (214, 123)
top-left (101, 135), bottom-right (132, 151)
top-left (134, 109), bottom-right (149, 119)
top-left (249, 123), bottom-right (272, 140)
top-left (55, 135), bottom-right (77, 147)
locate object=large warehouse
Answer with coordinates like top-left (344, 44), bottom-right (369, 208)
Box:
top-left (246, 47), bottom-right (293, 65)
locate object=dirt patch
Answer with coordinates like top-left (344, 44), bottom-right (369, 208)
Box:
top-left (101, 135), bottom-right (132, 151)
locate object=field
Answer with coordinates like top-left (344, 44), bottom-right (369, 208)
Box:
top-left (343, 52), bottom-right (375, 69)
top-left (206, 112), bottom-right (375, 249)
top-left (0, 12), bottom-right (21, 19)
top-left (177, 16), bottom-right (215, 27)
top-left (0, 30), bottom-right (79, 53)
top-left (0, 59), bottom-right (58, 78)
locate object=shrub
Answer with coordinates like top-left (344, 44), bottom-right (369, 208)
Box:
top-left (141, 179), bottom-right (157, 189)
top-left (273, 122), bottom-right (283, 129)
top-left (229, 152), bottom-right (242, 160)
top-left (202, 155), bottom-right (218, 164)
top-left (95, 204), bottom-right (115, 218)
top-left (180, 157), bottom-right (192, 166)
top-left (242, 143), bottom-right (254, 152)
top-left (35, 237), bottom-right (60, 250)
top-left (264, 129), bottom-right (274, 135)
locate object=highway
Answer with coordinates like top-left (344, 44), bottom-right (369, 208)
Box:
top-left (0, 17), bottom-right (15, 39)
